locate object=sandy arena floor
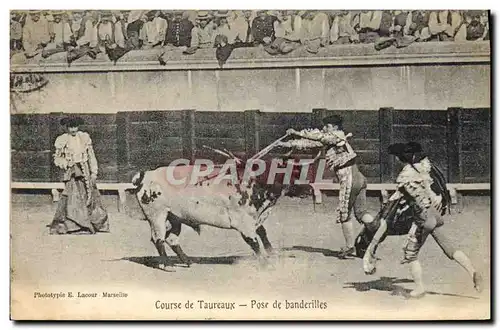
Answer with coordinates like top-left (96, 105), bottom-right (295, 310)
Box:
top-left (10, 193), bottom-right (491, 320)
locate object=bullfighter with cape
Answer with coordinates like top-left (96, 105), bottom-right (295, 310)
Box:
top-left (48, 117), bottom-right (109, 234)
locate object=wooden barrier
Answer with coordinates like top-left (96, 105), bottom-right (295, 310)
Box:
top-left (309, 182), bottom-right (490, 213)
top-left (11, 180), bottom-right (490, 213)
top-left (10, 182), bottom-right (134, 212)
top-left (12, 107), bottom-right (490, 185)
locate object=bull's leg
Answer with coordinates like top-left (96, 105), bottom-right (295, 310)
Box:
top-left (230, 212), bottom-right (262, 256)
top-left (240, 233), bottom-right (261, 256)
top-left (256, 225), bottom-right (274, 254)
top-left (165, 216), bottom-right (191, 267)
top-left (147, 208), bottom-right (171, 270)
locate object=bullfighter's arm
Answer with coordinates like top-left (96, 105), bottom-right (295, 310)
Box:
top-left (53, 134), bottom-right (69, 170)
top-left (287, 128), bottom-right (352, 146)
top-left (84, 134), bottom-right (99, 179)
top-left (277, 138), bottom-right (324, 150)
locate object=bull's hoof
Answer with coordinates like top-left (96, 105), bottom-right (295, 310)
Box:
top-left (364, 267), bottom-right (376, 275)
top-left (473, 272), bottom-right (484, 293)
top-left (407, 289), bottom-right (426, 299)
top-left (176, 260), bottom-right (191, 268)
top-left (265, 247), bottom-right (277, 257)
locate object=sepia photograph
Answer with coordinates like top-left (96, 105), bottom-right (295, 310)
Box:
top-left (8, 7), bottom-right (491, 321)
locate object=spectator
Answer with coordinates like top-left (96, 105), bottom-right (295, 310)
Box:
top-left (97, 11), bottom-right (115, 49)
top-left (126, 11), bottom-right (145, 49)
top-left (10, 11), bottom-right (23, 51)
top-left (251, 10), bottom-right (276, 46)
top-left (378, 10), bottom-right (393, 38)
top-left (300, 10), bottom-right (329, 54)
top-left (406, 10), bottom-right (431, 41)
top-left (97, 11), bottom-right (134, 63)
top-left (69, 10), bottom-right (84, 41)
top-left (330, 10), bottom-right (359, 44)
top-left (373, 10), bottom-right (396, 50)
top-left (428, 10), bottom-right (462, 41)
top-left (356, 10), bottom-right (383, 43)
top-left (391, 10), bottom-right (411, 38)
top-left (213, 10), bottom-right (237, 45)
top-left (67, 11), bottom-right (101, 63)
top-left (480, 11), bottom-right (490, 40)
top-left (265, 10), bottom-right (302, 55)
top-left (183, 11), bottom-right (216, 54)
top-left (42, 11), bottom-right (72, 58)
top-left (113, 11), bottom-right (128, 49)
top-left (231, 10), bottom-right (254, 47)
top-left (165, 10), bottom-right (194, 48)
top-left (391, 10), bottom-right (416, 47)
top-left (140, 10), bottom-right (168, 49)
top-left (455, 10), bottom-right (488, 41)
top-left (22, 10), bottom-right (51, 58)
top-left (214, 34), bottom-right (234, 68)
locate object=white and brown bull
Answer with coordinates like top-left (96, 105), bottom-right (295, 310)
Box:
top-left (131, 148), bottom-right (317, 269)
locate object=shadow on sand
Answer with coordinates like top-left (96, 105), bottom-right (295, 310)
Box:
top-left (109, 255), bottom-right (244, 270)
top-left (283, 245), bottom-right (360, 259)
top-left (343, 276), bottom-right (479, 300)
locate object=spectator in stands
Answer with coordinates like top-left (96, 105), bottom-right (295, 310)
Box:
top-left (42, 11), bottom-right (72, 58)
top-left (265, 10), bottom-right (302, 55)
top-left (67, 11), bottom-right (101, 63)
top-left (97, 11), bottom-right (115, 49)
top-left (480, 11), bottom-right (490, 40)
top-left (22, 10), bottom-right (51, 58)
top-left (378, 10), bottom-right (394, 38)
top-left (455, 10), bottom-right (488, 41)
top-left (126, 10), bottom-right (145, 49)
top-left (213, 10), bottom-right (236, 44)
top-left (49, 116), bottom-right (109, 235)
top-left (183, 11), bottom-right (216, 54)
top-left (373, 10), bottom-right (397, 50)
top-left (330, 10), bottom-right (359, 44)
top-left (251, 10), bottom-right (276, 47)
top-left (428, 10), bottom-right (463, 41)
top-left (165, 10), bottom-right (194, 48)
top-left (10, 11), bottom-right (23, 52)
top-left (392, 10), bottom-right (411, 38)
top-left (69, 10), bottom-right (84, 41)
top-left (390, 10), bottom-right (416, 48)
top-left (140, 10), bottom-right (168, 49)
top-left (300, 10), bottom-right (329, 54)
top-left (356, 10), bottom-right (383, 43)
top-left (231, 10), bottom-right (254, 47)
top-left (100, 11), bottom-right (133, 63)
top-left (113, 11), bottom-right (128, 49)
top-left (406, 10), bottom-right (431, 41)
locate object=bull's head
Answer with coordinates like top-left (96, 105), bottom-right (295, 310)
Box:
top-left (131, 170), bottom-right (162, 205)
top-left (244, 156), bottom-right (316, 199)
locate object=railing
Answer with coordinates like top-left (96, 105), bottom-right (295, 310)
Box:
top-left (10, 41), bottom-right (491, 73)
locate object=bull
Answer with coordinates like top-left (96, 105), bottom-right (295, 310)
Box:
top-left (131, 142), bottom-right (318, 269)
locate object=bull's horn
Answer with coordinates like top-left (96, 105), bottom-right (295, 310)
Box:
top-left (132, 171), bottom-right (145, 186)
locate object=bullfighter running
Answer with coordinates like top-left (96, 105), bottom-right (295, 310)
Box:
top-left (362, 142), bottom-right (484, 298)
